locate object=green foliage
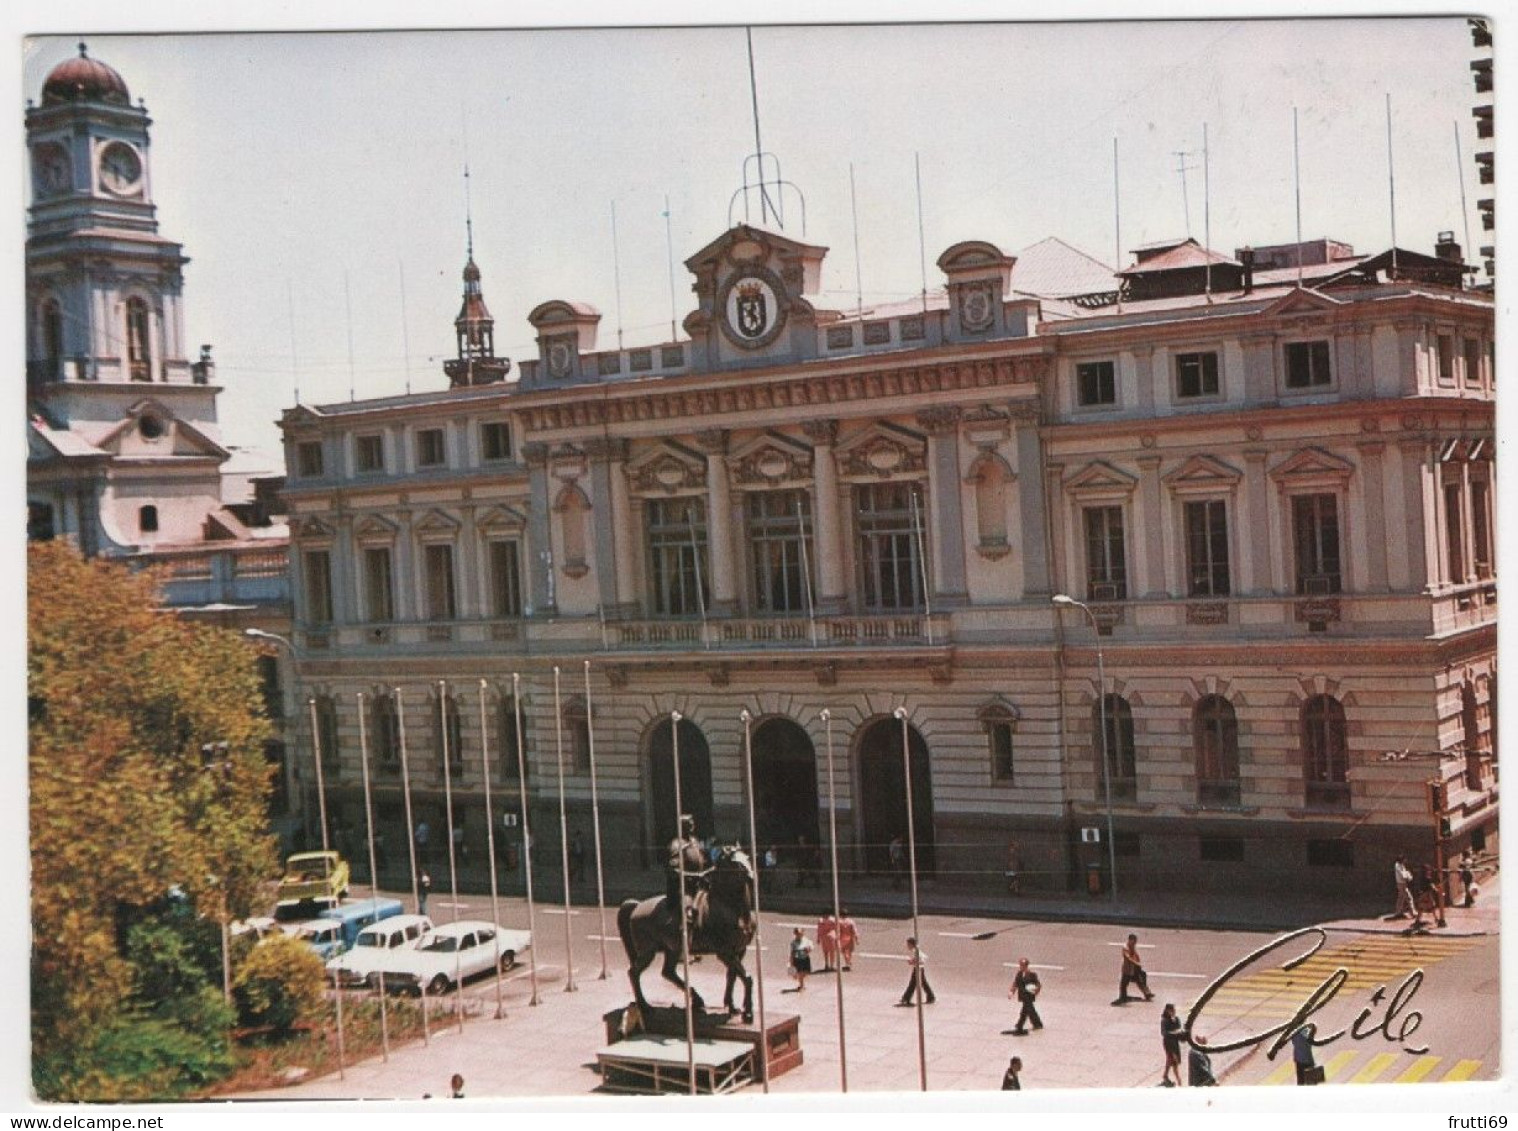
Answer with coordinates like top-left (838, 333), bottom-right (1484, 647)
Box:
top-left (28, 541), bottom-right (280, 1097)
top-left (233, 935), bottom-right (327, 1031)
top-left (45, 1009), bottom-right (236, 1103)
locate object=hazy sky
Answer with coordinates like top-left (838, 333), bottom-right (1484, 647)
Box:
top-left (19, 15), bottom-right (1484, 459)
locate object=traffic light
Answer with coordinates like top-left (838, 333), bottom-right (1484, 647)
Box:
top-left (1426, 778), bottom-right (1447, 817)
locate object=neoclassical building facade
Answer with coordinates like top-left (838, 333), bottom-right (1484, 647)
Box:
top-left (278, 220), bottom-right (1496, 897)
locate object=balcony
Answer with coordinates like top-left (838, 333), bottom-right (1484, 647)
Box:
top-left (610, 612), bottom-right (950, 651)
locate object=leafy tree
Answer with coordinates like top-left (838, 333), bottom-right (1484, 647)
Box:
top-left (232, 934), bottom-right (326, 1031)
top-left (29, 541), bottom-right (279, 1096)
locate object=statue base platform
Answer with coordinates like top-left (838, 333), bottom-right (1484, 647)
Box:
top-left (603, 1005), bottom-right (802, 1082)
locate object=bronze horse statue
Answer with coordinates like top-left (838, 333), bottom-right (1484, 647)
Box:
top-left (617, 845), bottom-right (757, 1023)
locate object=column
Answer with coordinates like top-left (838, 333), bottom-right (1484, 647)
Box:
top-left (1240, 334), bottom-right (1275, 405)
top-left (1459, 454), bottom-right (1477, 588)
top-left (1398, 438), bottom-right (1433, 593)
top-left (459, 505), bottom-right (481, 618)
top-left (1043, 462), bottom-right (1066, 598)
top-left (1356, 440), bottom-right (1390, 592)
top-left (1242, 448), bottom-right (1272, 594)
top-left (522, 442), bottom-right (556, 616)
top-left (695, 429), bottom-right (737, 615)
top-left (1014, 406), bottom-right (1051, 597)
top-left (1136, 454), bottom-right (1165, 597)
top-left (584, 437), bottom-right (621, 614)
top-left (607, 439), bottom-right (639, 614)
top-left (333, 513), bottom-right (357, 624)
top-left (802, 419), bottom-right (846, 614)
top-left (1132, 346), bottom-right (1156, 413)
top-left (394, 507), bottom-right (416, 620)
top-left (1429, 445), bottom-right (1450, 589)
top-left (917, 406), bottom-right (968, 606)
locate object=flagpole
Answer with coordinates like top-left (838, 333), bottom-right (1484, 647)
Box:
top-left (438, 682), bottom-right (464, 1030)
top-left (354, 693), bottom-right (389, 1059)
top-left (671, 710), bottom-right (697, 1094)
top-left (477, 680), bottom-right (507, 1019)
top-left (894, 706), bottom-right (927, 1091)
top-left (796, 495), bottom-right (818, 648)
top-left (584, 661), bottom-right (610, 979)
top-left (821, 709), bottom-right (848, 1091)
top-left (1202, 123), bottom-right (1212, 303)
top-left (688, 505), bottom-right (710, 649)
top-left (512, 674), bottom-right (541, 1006)
top-left (738, 709), bottom-right (769, 1093)
top-left (395, 689), bottom-right (431, 1040)
top-left (307, 697), bottom-right (344, 1079)
top-left (910, 487), bottom-right (934, 645)
top-left (552, 666), bottom-right (578, 993)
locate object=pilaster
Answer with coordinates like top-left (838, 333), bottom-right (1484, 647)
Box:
top-left (803, 418), bottom-right (846, 614)
top-left (917, 406), bottom-right (969, 607)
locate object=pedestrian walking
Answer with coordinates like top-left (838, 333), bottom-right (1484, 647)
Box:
top-left (449, 1073), bottom-right (465, 1099)
top-left (786, 927), bottom-right (813, 992)
top-left (837, 910), bottom-right (858, 970)
top-left (1392, 854), bottom-right (1415, 919)
top-left (1001, 1055), bottom-right (1023, 1091)
top-left (1009, 957), bottom-right (1043, 1035)
top-left (1115, 933), bottom-right (1155, 1004)
top-left (1459, 849), bottom-right (1477, 907)
top-left (1291, 1025), bottom-right (1321, 1085)
top-left (889, 834), bottom-right (906, 890)
top-left (896, 936), bottom-right (936, 1006)
top-left (1419, 863), bottom-right (1448, 928)
top-left (1188, 1034), bottom-right (1217, 1087)
top-left (418, 870), bottom-right (432, 917)
top-left (1160, 1003), bottom-right (1184, 1086)
top-left (570, 831), bottom-right (586, 882)
top-left (817, 913), bottom-right (837, 972)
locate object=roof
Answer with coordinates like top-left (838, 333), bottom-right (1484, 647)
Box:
top-left (1008, 237), bottom-right (1116, 298)
top-left (1118, 240), bottom-right (1240, 275)
top-left (42, 43), bottom-right (130, 106)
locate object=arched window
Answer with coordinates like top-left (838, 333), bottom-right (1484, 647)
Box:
top-left (435, 686), bottom-right (464, 772)
top-left (555, 484), bottom-right (591, 579)
top-left (979, 701), bottom-right (1019, 783)
top-left (1193, 695), bottom-right (1240, 807)
top-left (126, 297), bottom-right (151, 381)
top-left (1093, 694), bottom-right (1137, 801)
top-left (138, 504), bottom-right (158, 535)
top-left (1302, 694), bottom-right (1349, 810)
top-left (370, 692), bottom-right (400, 772)
top-left (562, 695), bottom-right (591, 771)
top-left (497, 696), bottom-right (525, 781)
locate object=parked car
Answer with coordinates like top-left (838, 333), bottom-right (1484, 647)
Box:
top-left (276, 851), bottom-right (350, 904)
top-left (326, 914), bottom-right (434, 987)
top-left (229, 916), bottom-right (277, 941)
top-left (383, 920), bottom-right (531, 996)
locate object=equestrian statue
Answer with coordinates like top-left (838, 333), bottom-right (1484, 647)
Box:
top-left (617, 816), bottom-right (758, 1023)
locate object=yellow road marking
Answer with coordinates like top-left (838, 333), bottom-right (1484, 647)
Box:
top-left (1323, 1050), bottom-right (1358, 1080)
top-left (1443, 1060), bottom-right (1481, 1082)
top-left (1394, 1056), bottom-right (1441, 1083)
top-left (1348, 1053), bottom-right (1398, 1083)
top-left (1262, 1059), bottom-right (1297, 1086)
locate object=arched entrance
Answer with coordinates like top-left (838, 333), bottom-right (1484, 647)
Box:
top-left (647, 717), bottom-right (714, 845)
top-left (750, 717), bottom-right (820, 853)
top-left (856, 717), bottom-right (935, 874)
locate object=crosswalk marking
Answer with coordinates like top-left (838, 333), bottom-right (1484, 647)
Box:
top-left (1262, 1059), bottom-right (1296, 1086)
top-left (1394, 1056), bottom-right (1440, 1083)
top-left (1444, 1059), bottom-right (1481, 1082)
top-left (1323, 1050), bottom-right (1358, 1080)
top-left (1255, 1049), bottom-right (1486, 1086)
top-left (1348, 1052), bottom-right (1398, 1083)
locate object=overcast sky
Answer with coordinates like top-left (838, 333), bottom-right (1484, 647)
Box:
top-left (19, 15), bottom-right (1485, 459)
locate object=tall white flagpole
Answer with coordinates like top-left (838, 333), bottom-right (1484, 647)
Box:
top-left (670, 710), bottom-right (697, 1094)
top-left (552, 667), bottom-right (577, 992)
top-left (395, 689), bottom-right (431, 1041)
top-left (477, 680), bottom-right (507, 1019)
top-left (894, 706), bottom-right (928, 1091)
top-left (822, 709), bottom-right (848, 1091)
top-left (437, 682), bottom-right (464, 1030)
top-left (583, 661), bottom-right (610, 979)
top-left (511, 674), bottom-right (541, 1006)
top-left (738, 710), bottom-right (769, 1092)
top-left (307, 697), bottom-right (344, 1079)
top-left (354, 693), bottom-right (389, 1059)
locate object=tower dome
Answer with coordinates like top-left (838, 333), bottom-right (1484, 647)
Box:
top-left (42, 43), bottom-right (130, 106)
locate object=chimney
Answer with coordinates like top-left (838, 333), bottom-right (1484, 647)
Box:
top-left (1435, 231), bottom-right (1463, 263)
top-left (1239, 246), bottom-right (1255, 294)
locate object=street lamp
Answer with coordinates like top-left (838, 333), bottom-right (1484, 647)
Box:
top-left (1052, 595), bottom-right (1117, 904)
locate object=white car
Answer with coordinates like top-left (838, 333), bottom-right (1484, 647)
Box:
top-left (383, 919), bottom-right (531, 996)
top-left (326, 914), bottom-right (434, 988)
top-left (229, 916), bottom-right (276, 941)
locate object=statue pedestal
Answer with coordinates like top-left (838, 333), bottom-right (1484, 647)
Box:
top-left (603, 1005), bottom-right (803, 1081)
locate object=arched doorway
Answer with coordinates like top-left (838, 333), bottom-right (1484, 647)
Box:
top-left (647, 717), bottom-right (714, 845)
top-left (856, 717), bottom-right (935, 874)
top-left (750, 717), bottom-right (820, 854)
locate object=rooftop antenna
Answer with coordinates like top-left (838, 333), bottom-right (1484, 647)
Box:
top-left (1385, 93), bottom-right (1398, 278)
top-left (1453, 121), bottom-right (1474, 273)
top-left (1172, 149), bottom-right (1198, 238)
top-left (663, 194), bottom-right (679, 341)
top-left (850, 163), bottom-right (864, 318)
top-left (745, 27), bottom-right (774, 227)
top-left (399, 261), bottom-right (412, 394)
top-left (914, 152), bottom-right (928, 316)
top-left (344, 270), bottom-right (356, 402)
top-left (287, 278), bottom-right (300, 406)
top-left (1203, 124), bottom-right (1212, 302)
top-left (1292, 107), bottom-right (1304, 288)
top-left (611, 201), bottom-right (624, 351)
top-left (1113, 137), bottom-right (1123, 313)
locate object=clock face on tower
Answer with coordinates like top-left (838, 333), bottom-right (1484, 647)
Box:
top-left (32, 144), bottom-right (71, 197)
top-left (98, 142), bottom-right (142, 195)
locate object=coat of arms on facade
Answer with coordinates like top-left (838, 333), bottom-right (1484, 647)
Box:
top-left (736, 279), bottom-right (768, 339)
top-left (960, 281), bottom-right (994, 333)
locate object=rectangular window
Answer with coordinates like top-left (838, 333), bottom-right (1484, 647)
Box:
top-left (1076, 360), bottom-right (1117, 406)
top-left (363, 546), bottom-right (394, 622)
top-left (1445, 483), bottom-right (1467, 584)
top-left (646, 498), bottom-right (708, 616)
top-left (416, 428), bottom-right (446, 468)
top-left (303, 549), bottom-right (334, 625)
top-left (1175, 351), bottom-right (1220, 399)
top-left (1199, 836), bottom-right (1245, 862)
top-left (356, 434), bottom-right (385, 474)
top-left (424, 543), bottom-right (457, 620)
top-left (1291, 494), bottom-right (1341, 595)
top-left (856, 482), bottom-right (926, 612)
top-left (1437, 335), bottom-right (1455, 383)
top-left (481, 421), bottom-right (512, 462)
top-left (748, 490), bottom-right (814, 615)
top-left (1284, 340), bottom-right (1332, 389)
top-left (1306, 839), bottom-right (1355, 868)
top-left (1472, 480), bottom-right (1492, 578)
top-left (1083, 505), bottom-right (1127, 600)
top-left (488, 540), bottom-right (523, 617)
top-left (989, 723), bottom-right (1015, 783)
top-left (1184, 500), bottom-right (1231, 597)
top-left (296, 441), bottom-right (324, 478)
top-left (1464, 338), bottom-right (1484, 387)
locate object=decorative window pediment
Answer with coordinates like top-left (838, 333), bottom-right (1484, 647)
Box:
top-left (728, 431), bottom-right (813, 488)
top-left (550, 443), bottom-right (587, 482)
top-left (1162, 454), bottom-right (1242, 496)
top-left (835, 421), bottom-right (927, 481)
top-left (477, 503), bottom-right (528, 532)
top-left (1269, 447), bottom-right (1354, 490)
top-left (1065, 459), bottom-right (1139, 498)
top-left (415, 508), bottom-right (462, 538)
top-left (354, 514), bottom-right (399, 542)
top-left (977, 698), bottom-right (1021, 726)
top-left (1262, 287), bottom-right (1345, 318)
top-left (625, 440), bottom-right (707, 496)
top-left (964, 450), bottom-right (1016, 486)
top-left (294, 516), bottom-right (335, 542)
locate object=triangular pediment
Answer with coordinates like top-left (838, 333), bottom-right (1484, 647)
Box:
top-left (1065, 459), bottom-right (1139, 495)
top-left (294, 516), bottom-right (335, 540)
top-left (477, 504), bottom-right (528, 532)
top-left (415, 508), bottom-right (461, 535)
top-left (353, 514), bottom-right (399, 540)
top-left (683, 223), bottom-right (826, 275)
top-left (1162, 454), bottom-right (1242, 489)
top-left (1261, 287), bottom-right (1344, 317)
top-left (728, 430), bottom-right (813, 486)
top-left (625, 440), bottom-right (707, 494)
top-left (1269, 446), bottom-right (1355, 482)
top-left (835, 421), bottom-right (928, 480)
top-left (95, 399), bottom-right (228, 460)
